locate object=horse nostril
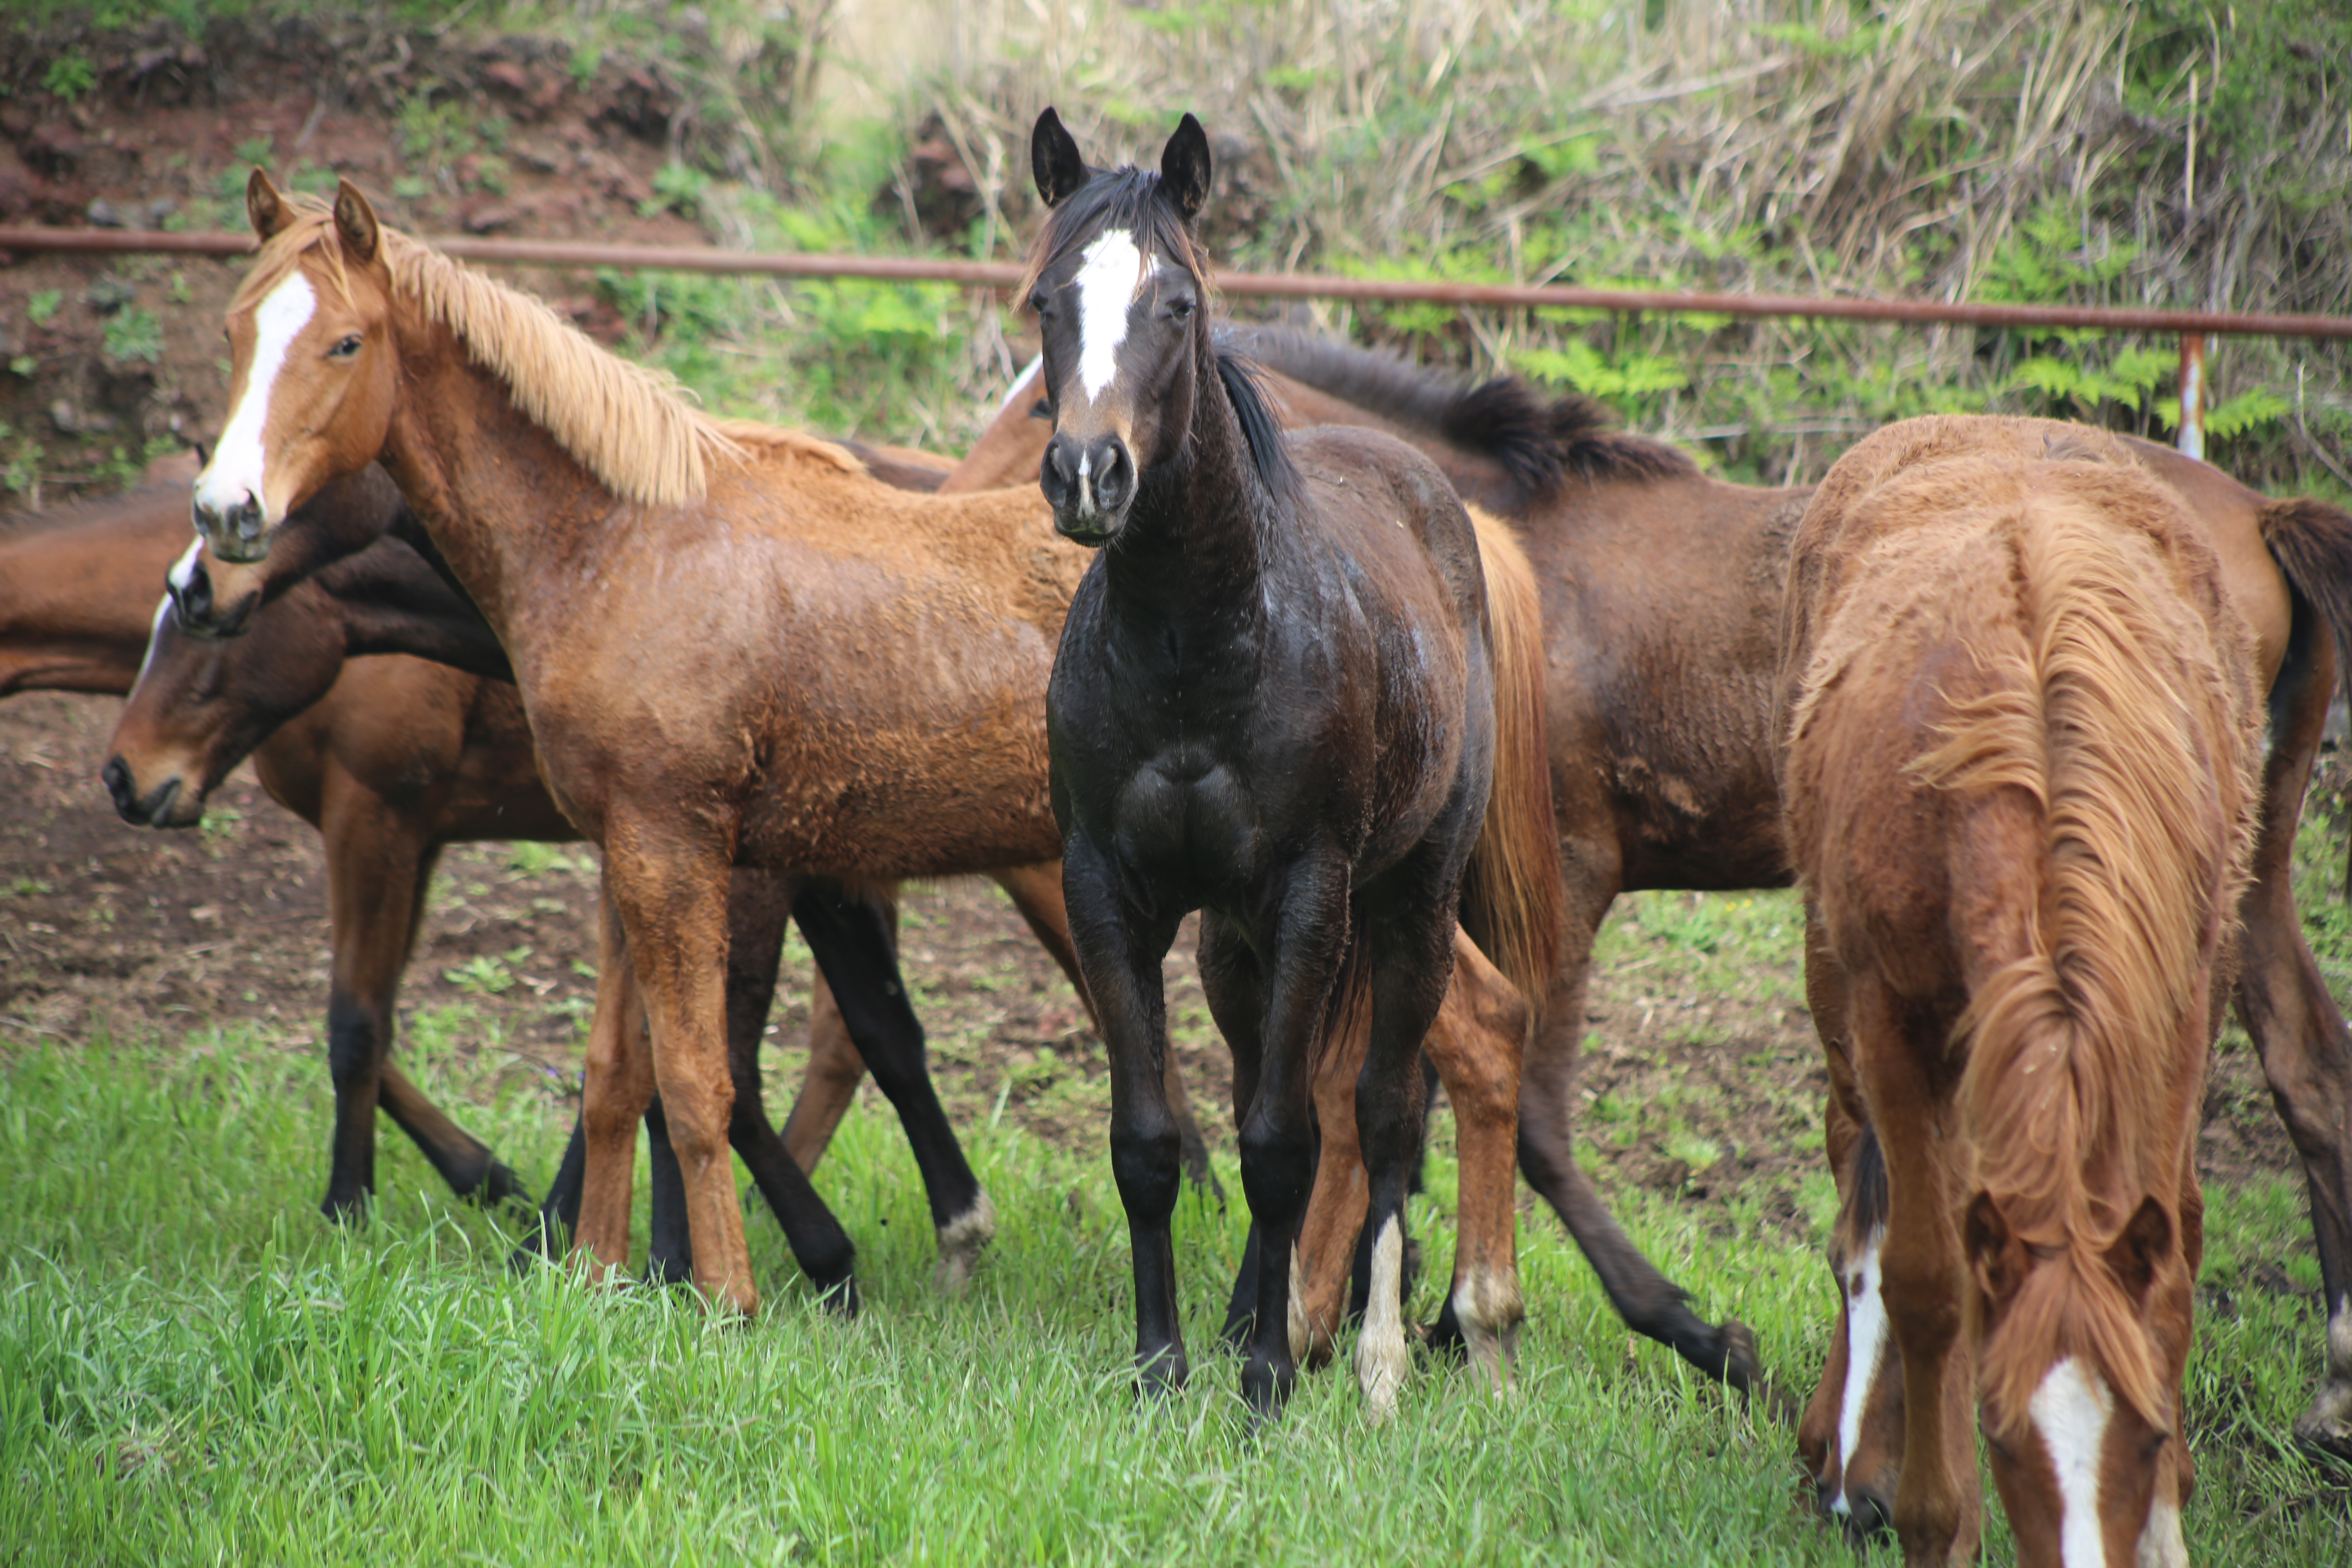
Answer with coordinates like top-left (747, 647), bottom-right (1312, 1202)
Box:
top-left (101, 757), bottom-right (141, 823)
top-left (230, 492), bottom-right (263, 544)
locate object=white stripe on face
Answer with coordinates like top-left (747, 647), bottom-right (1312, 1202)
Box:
top-left (134, 593), bottom-right (172, 686)
top-left (2029, 1356), bottom-right (2115, 1568)
top-left (1829, 1228), bottom-right (1890, 1516)
top-left (195, 271), bottom-right (317, 524)
top-left (1073, 229), bottom-right (1147, 401)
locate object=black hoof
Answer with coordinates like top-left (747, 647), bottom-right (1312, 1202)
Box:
top-left (1239, 1353), bottom-right (1293, 1419)
top-left (643, 1253), bottom-right (695, 1288)
top-left (468, 1160), bottom-right (530, 1211)
top-left (318, 1192), bottom-right (370, 1226)
top-left (1420, 1296), bottom-right (1468, 1363)
top-left (1717, 1317), bottom-right (1763, 1392)
top-left (1136, 1346), bottom-right (1190, 1399)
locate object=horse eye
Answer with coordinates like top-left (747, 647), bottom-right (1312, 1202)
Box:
top-left (1029, 290), bottom-right (1051, 317)
top-left (1169, 296), bottom-right (1195, 320)
top-left (328, 334), bottom-right (363, 360)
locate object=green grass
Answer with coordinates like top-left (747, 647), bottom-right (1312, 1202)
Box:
top-left (3, 1003), bottom-right (2345, 1564)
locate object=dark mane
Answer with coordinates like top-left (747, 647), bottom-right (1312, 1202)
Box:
top-left (1212, 347), bottom-right (1302, 511)
top-left (1019, 164), bottom-right (1204, 304)
top-left (1216, 325), bottom-right (1699, 499)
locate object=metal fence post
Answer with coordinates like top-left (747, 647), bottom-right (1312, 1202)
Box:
top-left (2178, 332), bottom-right (2205, 461)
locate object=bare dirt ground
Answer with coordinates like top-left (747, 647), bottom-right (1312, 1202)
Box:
top-left (0, 18), bottom-right (2310, 1243)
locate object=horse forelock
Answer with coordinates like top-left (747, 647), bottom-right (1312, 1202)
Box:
top-left (1877, 457), bottom-right (2261, 1438)
top-left (1019, 165), bottom-right (1204, 309)
top-left (241, 196), bottom-right (744, 509)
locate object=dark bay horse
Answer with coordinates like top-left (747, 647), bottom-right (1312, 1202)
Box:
top-left (1025, 111), bottom-right (1563, 1417)
top-left (175, 173), bottom-right (1479, 1319)
top-left (1782, 416), bottom-right (2264, 1566)
top-left (946, 328), bottom-right (2352, 1457)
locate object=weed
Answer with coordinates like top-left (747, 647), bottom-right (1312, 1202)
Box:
top-left (2, 874), bottom-right (55, 899)
top-left (503, 844), bottom-right (593, 878)
top-left (100, 307), bottom-right (163, 365)
top-left (445, 948), bottom-right (534, 997)
top-left (25, 291), bottom-right (62, 326)
top-left (41, 52), bottom-right (96, 102)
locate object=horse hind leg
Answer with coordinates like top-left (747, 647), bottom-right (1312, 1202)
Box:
top-left (1510, 888), bottom-right (1762, 1393)
top-left (791, 880), bottom-right (994, 1291)
top-left (1288, 960), bottom-right (1372, 1371)
top-left (1421, 929), bottom-right (1527, 1396)
top-left (1352, 893), bottom-right (1462, 1422)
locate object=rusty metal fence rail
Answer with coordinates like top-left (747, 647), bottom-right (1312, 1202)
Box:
top-left (11, 225), bottom-right (2352, 458)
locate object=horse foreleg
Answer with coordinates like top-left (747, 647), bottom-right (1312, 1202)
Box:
top-left (994, 860), bottom-right (1221, 1198)
top-left (1511, 874), bottom-right (1762, 1391)
top-left (1798, 910), bottom-right (1904, 1533)
top-left (573, 889), bottom-right (655, 1285)
top-left (1422, 929), bottom-right (1527, 1397)
top-left (643, 866), bottom-right (795, 1284)
top-left (319, 792), bottom-right (517, 1217)
top-left (1855, 981), bottom-right (1981, 1568)
top-left (1064, 832), bottom-right (1189, 1394)
top-left (793, 881), bottom-right (993, 1290)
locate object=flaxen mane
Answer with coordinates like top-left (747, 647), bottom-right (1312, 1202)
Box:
top-left (1810, 450), bottom-right (2261, 1437)
top-left (237, 200), bottom-right (874, 506)
top-left (1220, 325), bottom-right (1698, 499)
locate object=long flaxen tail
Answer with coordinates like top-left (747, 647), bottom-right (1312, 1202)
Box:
top-left (1457, 506), bottom-right (1565, 1020)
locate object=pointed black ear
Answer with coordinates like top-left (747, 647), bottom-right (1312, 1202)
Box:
top-left (1965, 1193), bottom-right (2027, 1309)
top-left (2104, 1196), bottom-right (2175, 1305)
top-left (332, 178), bottom-right (381, 265)
top-left (1031, 108), bottom-right (1089, 208)
top-left (247, 168), bottom-right (291, 240)
top-left (1159, 113), bottom-right (1212, 223)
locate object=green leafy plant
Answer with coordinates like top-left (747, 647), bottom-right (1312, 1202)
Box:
top-left (42, 53), bottom-right (97, 103)
top-left (26, 291), bottom-right (63, 326)
top-left (101, 308), bottom-right (163, 365)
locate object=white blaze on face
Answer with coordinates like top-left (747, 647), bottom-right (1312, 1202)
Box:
top-left (194, 271), bottom-right (318, 526)
top-left (1073, 228), bottom-right (1148, 401)
top-left (1829, 1227), bottom-right (1891, 1516)
top-left (133, 593), bottom-right (173, 687)
top-left (2029, 1356), bottom-right (2116, 1568)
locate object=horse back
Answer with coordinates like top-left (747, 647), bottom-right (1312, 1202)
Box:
top-left (0, 487), bottom-right (190, 695)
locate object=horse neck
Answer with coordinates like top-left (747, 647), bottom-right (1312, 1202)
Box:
top-left (1104, 346), bottom-right (1274, 624)
top-left (378, 311), bottom-right (619, 644)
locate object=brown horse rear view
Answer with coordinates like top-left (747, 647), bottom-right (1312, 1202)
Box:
top-left (1782, 416), bottom-right (2261, 1567)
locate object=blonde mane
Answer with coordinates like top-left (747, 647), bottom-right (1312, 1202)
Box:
top-left (235, 200), bottom-right (865, 505)
top-left (1834, 450), bottom-right (2260, 1436)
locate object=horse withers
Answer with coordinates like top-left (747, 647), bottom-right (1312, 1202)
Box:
top-left (1025, 110), bottom-right (1562, 1419)
top-left (1782, 416), bottom-right (2264, 1566)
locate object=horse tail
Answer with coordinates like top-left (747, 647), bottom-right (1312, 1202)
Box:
top-left (1917, 478), bottom-right (2258, 1437)
top-left (1459, 506), bottom-right (1564, 1018)
top-left (2258, 493), bottom-right (2352, 722)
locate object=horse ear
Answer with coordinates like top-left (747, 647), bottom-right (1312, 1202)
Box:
top-left (1965, 1193), bottom-right (2027, 1308)
top-left (1031, 108), bottom-right (1089, 208)
top-left (247, 169), bottom-right (291, 240)
top-left (333, 179), bottom-right (381, 266)
top-left (2104, 1196), bottom-right (2174, 1305)
top-left (1159, 113), bottom-right (1212, 223)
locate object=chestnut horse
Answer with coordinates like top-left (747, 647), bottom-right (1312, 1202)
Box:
top-left (1781, 415), bottom-right (2264, 1566)
top-left (102, 510), bottom-right (1024, 1285)
top-left (1025, 111), bottom-right (1562, 1418)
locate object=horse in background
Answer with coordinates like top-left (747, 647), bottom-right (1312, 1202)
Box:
top-left (1026, 109), bottom-right (1561, 1417)
top-left (1781, 416), bottom-right (2263, 1566)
